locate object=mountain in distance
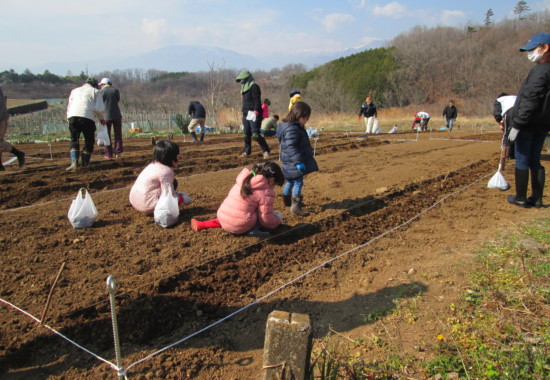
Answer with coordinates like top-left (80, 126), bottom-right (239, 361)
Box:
top-left (33, 40), bottom-right (385, 76)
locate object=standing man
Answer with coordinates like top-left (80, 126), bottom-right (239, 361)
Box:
top-left (442, 100), bottom-right (458, 131)
top-left (507, 33), bottom-right (550, 208)
top-left (0, 86), bottom-right (25, 170)
top-left (66, 77), bottom-right (105, 171)
top-left (358, 97), bottom-right (378, 136)
top-left (99, 78), bottom-right (123, 159)
top-left (235, 70), bottom-right (270, 159)
top-left (187, 101), bottom-right (206, 142)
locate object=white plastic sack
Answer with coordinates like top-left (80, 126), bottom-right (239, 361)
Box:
top-left (246, 110), bottom-right (257, 122)
top-left (487, 168), bottom-right (510, 191)
top-left (154, 182), bottom-right (180, 228)
top-left (373, 119), bottom-right (382, 134)
top-left (68, 188), bottom-right (98, 228)
top-left (97, 125), bottom-right (111, 146)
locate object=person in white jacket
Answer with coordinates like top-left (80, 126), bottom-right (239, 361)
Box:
top-left (66, 77), bottom-right (106, 171)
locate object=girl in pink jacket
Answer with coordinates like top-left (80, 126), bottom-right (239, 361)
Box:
top-left (191, 161), bottom-right (284, 236)
top-left (129, 140), bottom-right (191, 214)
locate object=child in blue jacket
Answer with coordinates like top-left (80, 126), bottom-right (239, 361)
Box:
top-left (276, 101), bottom-right (319, 216)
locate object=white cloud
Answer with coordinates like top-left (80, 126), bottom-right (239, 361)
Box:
top-left (321, 13), bottom-right (355, 31)
top-left (373, 2), bottom-right (407, 18)
top-left (440, 10), bottom-right (466, 25)
top-left (142, 18), bottom-right (168, 36)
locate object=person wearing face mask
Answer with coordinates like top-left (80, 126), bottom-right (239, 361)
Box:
top-left (506, 33), bottom-right (550, 208)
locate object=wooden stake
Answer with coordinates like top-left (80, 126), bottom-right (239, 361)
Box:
top-left (40, 262), bottom-right (66, 326)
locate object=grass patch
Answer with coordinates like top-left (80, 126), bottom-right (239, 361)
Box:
top-left (308, 218), bottom-right (549, 379)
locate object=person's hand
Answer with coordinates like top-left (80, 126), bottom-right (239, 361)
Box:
top-left (296, 163), bottom-right (305, 173)
top-left (254, 110), bottom-right (259, 116)
top-left (508, 128), bottom-right (520, 142)
top-left (100, 119), bottom-right (106, 125)
top-left (274, 211), bottom-right (283, 222)
top-left (178, 192), bottom-right (192, 205)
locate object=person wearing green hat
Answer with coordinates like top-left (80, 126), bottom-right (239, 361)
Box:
top-left (65, 77), bottom-right (106, 170)
top-left (235, 70), bottom-right (271, 159)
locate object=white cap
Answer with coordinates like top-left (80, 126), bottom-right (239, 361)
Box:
top-left (99, 78), bottom-right (111, 85)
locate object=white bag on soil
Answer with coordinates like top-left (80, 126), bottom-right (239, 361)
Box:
top-left (96, 125), bottom-right (111, 146)
top-left (154, 182), bottom-right (180, 228)
top-left (68, 188), bottom-right (98, 228)
top-left (487, 167), bottom-right (510, 191)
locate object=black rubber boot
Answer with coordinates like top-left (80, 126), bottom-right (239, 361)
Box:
top-left (200, 133), bottom-right (205, 142)
top-left (291, 195), bottom-right (309, 216)
top-left (507, 168), bottom-right (530, 208)
top-left (66, 150), bottom-right (79, 171)
top-left (11, 147), bottom-right (25, 168)
top-left (190, 132), bottom-right (197, 142)
top-left (81, 151), bottom-right (91, 167)
top-left (283, 194), bottom-right (292, 207)
top-left (527, 167), bottom-right (545, 208)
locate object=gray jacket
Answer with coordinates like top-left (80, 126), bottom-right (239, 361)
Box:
top-left (101, 85), bottom-right (122, 120)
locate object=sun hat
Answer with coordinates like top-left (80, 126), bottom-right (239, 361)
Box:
top-left (99, 78), bottom-right (111, 85)
top-left (519, 33), bottom-right (550, 51)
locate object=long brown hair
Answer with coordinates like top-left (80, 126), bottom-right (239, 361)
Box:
top-left (240, 161), bottom-right (284, 198)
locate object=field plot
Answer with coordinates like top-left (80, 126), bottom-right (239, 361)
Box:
top-left (0, 130), bottom-right (547, 379)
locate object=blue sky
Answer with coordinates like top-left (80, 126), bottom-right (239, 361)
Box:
top-left (1, 0), bottom-right (549, 73)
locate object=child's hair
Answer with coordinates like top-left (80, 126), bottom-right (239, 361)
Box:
top-left (283, 101), bottom-right (311, 123)
top-left (273, 114), bottom-right (279, 121)
top-left (240, 161), bottom-right (284, 198)
top-left (263, 98), bottom-right (271, 105)
top-left (153, 140), bottom-right (180, 167)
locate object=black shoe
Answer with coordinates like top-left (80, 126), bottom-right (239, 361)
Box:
top-left (0, 164), bottom-right (5, 171)
top-left (507, 195), bottom-right (530, 208)
top-left (16, 151), bottom-right (25, 168)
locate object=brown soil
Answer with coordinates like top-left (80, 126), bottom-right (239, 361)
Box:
top-left (0, 130), bottom-right (548, 379)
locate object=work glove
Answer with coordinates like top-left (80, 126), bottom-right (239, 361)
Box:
top-left (508, 128), bottom-right (520, 142)
top-left (296, 163), bottom-right (305, 173)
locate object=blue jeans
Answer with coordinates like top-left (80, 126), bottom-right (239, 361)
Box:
top-left (261, 129), bottom-right (276, 137)
top-left (445, 118), bottom-right (455, 130)
top-left (283, 178), bottom-right (304, 196)
top-left (514, 130), bottom-right (546, 170)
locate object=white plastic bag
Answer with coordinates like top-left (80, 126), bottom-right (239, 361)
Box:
top-left (97, 125), bottom-right (110, 146)
top-left (487, 166), bottom-right (510, 191)
top-left (68, 188), bottom-right (98, 228)
top-left (373, 119), bottom-right (382, 134)
top-left (246, 110), bottom-right (257, 122)
top-left (154, 183), bottom-right (180, 228)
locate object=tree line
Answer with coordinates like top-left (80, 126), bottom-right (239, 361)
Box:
top-left (1, 6), bottom-right (548, 121)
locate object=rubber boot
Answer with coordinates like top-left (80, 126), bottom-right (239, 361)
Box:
top-left (200, 133), bottom-right (205, 142)
top-left (11, 147), bottom-right (25, 168)
top-left (191, 218), bottom-right (221, 231)
top-left (507, 168), bottom-right (530, 208)
top-left (291, 195), bottom-right (309, 216)
top-left (66, 150), bottom-right (79, 171)
top-left (527, 167), bottom-right (545, 208)
top-left (81, 151), bottom-right (92, 167)
top-left (283, 194), bottom-right (292, 207)
top-left (190, 132), bottom-right (197, 142)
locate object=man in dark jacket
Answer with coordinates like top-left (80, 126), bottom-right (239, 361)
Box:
top-left (507, 32), bottom-right (550, 208)
top-left (357, 97), bottom-right (377, 135)
top-left (99, 78), bottom-right (123, 158)
top-left (442, 100), bottom-right (458, 131)
top-left (235, 70), bottom-right (270, 159)
top-left (187, 101), bottom-right (206, 142)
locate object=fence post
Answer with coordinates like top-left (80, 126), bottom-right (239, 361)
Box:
top-left (262, 310), bottom-right (312, 380)
top-left (107, 275), bottom-right (124, 380)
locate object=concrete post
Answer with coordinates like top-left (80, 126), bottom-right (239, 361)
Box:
top-left (262, 310), bottom-right (313, 380)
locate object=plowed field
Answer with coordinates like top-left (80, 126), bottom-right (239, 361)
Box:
top-left (0, 130), bottom-right (547, 379)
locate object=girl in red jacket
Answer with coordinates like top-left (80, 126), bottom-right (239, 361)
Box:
top-left (191, 161), bottom-right (284, 237)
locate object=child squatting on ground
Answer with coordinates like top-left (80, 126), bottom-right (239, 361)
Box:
top-left (277, 101), bottom-right (319, 216)
top-left (191, 161), bottom-right (284, 237)
top-left (129, 140), bottom-right (192, 214)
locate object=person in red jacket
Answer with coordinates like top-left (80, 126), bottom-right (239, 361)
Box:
top-left (191, 161), bottom-right (284, 237)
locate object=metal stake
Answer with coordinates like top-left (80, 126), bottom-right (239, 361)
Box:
top-left (107, 275), bottom-right (124, 379)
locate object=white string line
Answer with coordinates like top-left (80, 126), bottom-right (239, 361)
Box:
top-left (124, 170), bottom-right (493, 373)
top-left (0, 167), bottom-right (237, 215)
top-left (0, 297), bottom-right (118, 372)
